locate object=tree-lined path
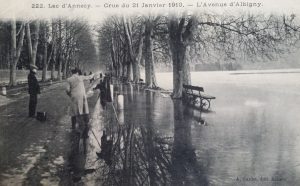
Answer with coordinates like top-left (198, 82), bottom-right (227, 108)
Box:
top-left (0, 80), bottom-right (99, 185)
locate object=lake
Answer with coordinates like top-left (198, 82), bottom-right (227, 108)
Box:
top-left (137, 69), bottom-right (300, 185)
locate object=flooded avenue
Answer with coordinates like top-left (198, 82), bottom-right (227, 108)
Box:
top-left (1, 69), bottom-right (300, 185)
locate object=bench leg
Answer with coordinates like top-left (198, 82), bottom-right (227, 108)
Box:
top-left (188, 96), bottom-right (194, 105)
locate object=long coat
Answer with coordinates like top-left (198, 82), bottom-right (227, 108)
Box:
top-left (103, 76), bottom-right (112, 102)
top-left (28, 72), bottom-right (40, 95)
top-left (66, 74), bottom-right (89, 116)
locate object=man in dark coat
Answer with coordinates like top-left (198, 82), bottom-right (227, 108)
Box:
top-left (28, 64), bottom-right (40, 117)
top-left (93, 79), bottom-right (106, 109)
top-left (103, 73), bottom-right (112, 102)
top-left (94, 73), bottom-right (112, 109)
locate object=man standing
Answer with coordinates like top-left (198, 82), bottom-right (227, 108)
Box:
top-left (93, 78), bottom-right (107, 109)
top-left (103, 73), bottom-right (112, 103)
top-left (28, 64), bottom-right (40, 118)
top-left (66, 68), bottom-right (91, 135)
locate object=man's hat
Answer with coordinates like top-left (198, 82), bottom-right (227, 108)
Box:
top-left (30, 64), bottom-right (38, 70)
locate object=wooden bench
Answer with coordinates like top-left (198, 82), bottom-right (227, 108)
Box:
top-left (183, 84), bottom-right (216, 111)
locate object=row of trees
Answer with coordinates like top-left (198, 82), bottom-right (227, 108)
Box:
top-left (97, 12), bottom-right (300, 98)
top-left (0, 18), bottom-right (97, 86)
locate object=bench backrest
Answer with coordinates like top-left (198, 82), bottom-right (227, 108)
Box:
top-left (183, 84), bottom-right (204, 92)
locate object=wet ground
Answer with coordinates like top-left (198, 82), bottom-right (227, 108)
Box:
top-left (0, 80), bottom-right (99, 186)
top-left (1, 70), bottom-right (300, 186)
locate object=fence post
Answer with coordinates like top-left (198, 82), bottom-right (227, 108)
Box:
top-left (110, 84), bottom-right (114, 101)
top-left (117, 94), bottom-right (124, 110)
top-left (2, 86), bottom-right (7, 96)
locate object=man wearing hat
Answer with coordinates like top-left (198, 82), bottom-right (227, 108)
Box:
top-left (28, 64), bottom-right (40, 117)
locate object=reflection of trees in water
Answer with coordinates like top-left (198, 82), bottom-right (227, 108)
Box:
top-left (97, 91), bottom-right (208, 186)
top-left (96, 122), bottom-right (173, 186)
top-left (171, 100), bottom-right (208, 186)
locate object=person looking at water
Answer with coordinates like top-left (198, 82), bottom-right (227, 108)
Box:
top-left (99, 73), bottom-right (103, 81)
top-left (93, 78), bottom-right (106, 109)
top-left (103, 73), bottom-right (112, 103)
top-left (66, 68), bottom-right (92, 138)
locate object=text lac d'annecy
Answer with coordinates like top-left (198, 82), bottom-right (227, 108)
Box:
top-left (45, 3), bottom-right (92, 9)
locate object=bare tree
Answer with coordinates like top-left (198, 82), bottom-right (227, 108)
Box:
top-left (144, 15), bottom-right (163, 88)
top-left (168, 12), bottom-right (300, 98)
top-left (50, 20), bottom-right (58, 81)
top-left (168, 13), bottom-right (195, 98)
top-left (9, 19), bottom-right (25, 86)
top-left (26, 20), bottom-right (40, 66)
top-left (98, 16), bottom-right (145, 83)
top-left (57, 19), bottom-right (63, 81)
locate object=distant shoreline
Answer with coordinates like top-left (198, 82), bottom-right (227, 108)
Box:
top-left (230, 71), bottom-right (300, 75)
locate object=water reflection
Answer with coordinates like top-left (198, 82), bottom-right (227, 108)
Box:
top-left (92, 85), bottom-right (208, 185)
top-left (68, 129), bottom-right (87, 183)
top-left (172, 100), bottom-right (208, 186)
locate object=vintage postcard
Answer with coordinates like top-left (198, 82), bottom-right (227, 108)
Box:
top-left (0, 0), bottom-right (300, 185)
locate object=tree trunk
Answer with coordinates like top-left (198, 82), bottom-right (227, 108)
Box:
top-left (42, 23), bottom-right (48, 82)
top-left (49, 21), bottom-right (57, 81)
top-left (63, 57), bottom-right (67, 79)
top-left (51, 45), bottom-right (57, 81)
top-left (127, 62), bottom-right (132, 81)
top-left (183, 61), bottom-right (191, 85)
top-left (63, 57), bottom-right (69, 79)
top-left (144, 20), bottom-right (153, 87)
top-left (151, 59), bottom-right (158, 87)
top-left (57, 20), bottom-right (62, 81)
top-left (58, 56), bottom-right (62, 81)
top-left (183, 46), bottom-right (191, 85)
top-left (10, 19), bottom-right (17, 86)
top-left (123, 17), bottom-right (136, 82)
top-left (63, 21), bottom-right (70, 79)
top-left (31, 21), bottom-right (40, 66)
top-left (132, 57), bottom-right (138, 83)
top-left (26, 21), bottom-right (40, 66)
top-left (9, 20), bottom-right (25, 86)
top-left (134, 25), bottom-right (144, 83)
top-left (118, 63), bottom-right (122, 78)
top-left (51, 62), bottom-right (55, 80)
top-left (170, 43), bottom-right (186, 98)
top-left (111, 36), bottom-right (117, 76)
top-left (168, 15), bottom-right (194, 98)
top-left (9, 63), bottom-right (17, 86)
top-left (42, 53), bottom-right (48, 81)
top-left (25, 23), bottom-right (32, 64)
top-left (122, 63), bottom-right (126, 77)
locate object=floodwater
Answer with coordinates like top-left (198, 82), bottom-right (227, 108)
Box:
top-left (98, 69), bottom-right (300, 185)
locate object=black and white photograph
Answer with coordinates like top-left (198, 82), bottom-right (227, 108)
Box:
top-left (0, 0), bottom-right (300, 185)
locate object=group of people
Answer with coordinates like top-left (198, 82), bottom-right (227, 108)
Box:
top-left (93, 72), bottom-right (112, 109)
top-left (27, 65), bottom-right (112, 138)
top-left (27, 66), bottom-right (115, 164)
